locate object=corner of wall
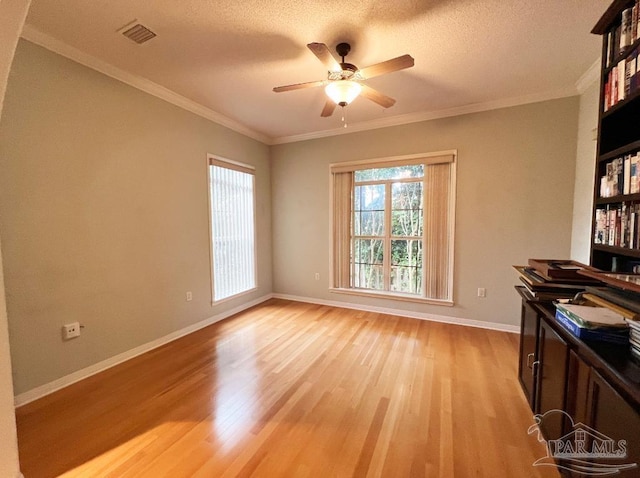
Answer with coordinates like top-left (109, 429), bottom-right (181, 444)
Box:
top-left (570, 75), bottom-right (600, 263)
top-left (0, 0), bottom-right (32, 476)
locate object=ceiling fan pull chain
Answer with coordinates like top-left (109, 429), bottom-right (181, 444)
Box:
top-left (342, 106), bottom-right (348, 128)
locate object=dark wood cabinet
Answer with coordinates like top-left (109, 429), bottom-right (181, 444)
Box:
top-left (517, 292), bottom-right (570, 441)
top-left (535, 319), bottom-right (569, 441)
top-left (518, 300), bottom-right (539, 408)
top-left (517, 287), bottom-right (640, 476)
top-left (586, 369), bottom-right (640, 476)
top-left (565, 350), bottom-right (591, 425)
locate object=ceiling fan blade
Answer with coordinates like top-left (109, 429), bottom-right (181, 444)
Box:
top-left (321, 100), bottom-right (337, 117)
top-left (273, 80), bottom-right (326, 93)
top-left (358, 54), bottom-right (414, 79)
top-left (360, 85), bottom-right (396, 108)
top-left (307, 42), bottom-right (342, 73)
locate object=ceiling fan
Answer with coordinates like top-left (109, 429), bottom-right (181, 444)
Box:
top-left (273, 42), bottom-right (414, 118)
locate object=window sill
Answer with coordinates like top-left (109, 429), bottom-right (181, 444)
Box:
top-left (211, 286), bottom-right (258, 306)
top-left (329, 288), bottom-right (454, 306)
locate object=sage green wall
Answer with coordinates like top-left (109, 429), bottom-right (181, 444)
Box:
top-left (0, 40), bottom-right (272, 395)
top-left (0, 38), bottom-right (583, 397)
top-left (571, 81), bottom-right (599, 263)
top-left (271, 97), bottom-right (580, 326)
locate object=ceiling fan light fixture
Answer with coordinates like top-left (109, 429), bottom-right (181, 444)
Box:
top-left (325, 80), bottom-right (362, 106)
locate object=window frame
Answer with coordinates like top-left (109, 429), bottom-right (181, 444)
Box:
top-left (207, 154), bottom-right (258, 305)
top-left (329, 151), bottom-right (457, 306)
top-left (352, 176), bottom-right (424, 294)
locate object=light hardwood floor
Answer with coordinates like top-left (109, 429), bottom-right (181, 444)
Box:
top-left (16, 299), bottom-right (559, 477)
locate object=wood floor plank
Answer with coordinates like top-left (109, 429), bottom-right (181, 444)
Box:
top-left (16, 299), bottom-right (559, 477)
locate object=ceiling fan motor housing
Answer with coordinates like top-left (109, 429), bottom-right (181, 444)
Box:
top-left (336, 42), bottom-right (351, 59)
top-left (334, 43), bottom-right (359, 79)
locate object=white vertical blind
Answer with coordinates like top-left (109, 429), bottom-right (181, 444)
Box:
top-left (210, 161), bottom-right (256, 302)
top-left (423, 162), bottom-right (453, 300)
top-left (332, 171), bottom-right (353, 289)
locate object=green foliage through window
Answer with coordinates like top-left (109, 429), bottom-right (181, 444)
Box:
top-left (351, 166), bottom-right (424, 295)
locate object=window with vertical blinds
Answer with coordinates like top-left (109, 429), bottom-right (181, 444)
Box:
top-left (208, 155), bottom-right (257, 302)
top-left (330, 152), bottom-right (456, 304)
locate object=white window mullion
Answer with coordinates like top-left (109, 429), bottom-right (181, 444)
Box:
top-left (422, 176), bottom-right (427, 298)
top-left (350, 184), bottom-right (355, 288)
top-left (383, 182), bottom-right (392, 291)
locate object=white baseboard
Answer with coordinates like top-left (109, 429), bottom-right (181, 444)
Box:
top-left (272, 293), bottom-right (520, 334)
top-left (14, 294), bottom-right (274, 407)
top-left (15, 292), bottom-right (518, 406)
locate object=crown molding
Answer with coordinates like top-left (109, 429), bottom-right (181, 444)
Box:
top-left (19, 25), bottom-right (590, 147)
top-left (576, 58), bottom-right (600, 94)
top-left (271, 86), bottom-right (579, 144)
top-left (19, 25), bottom-right (272, 145)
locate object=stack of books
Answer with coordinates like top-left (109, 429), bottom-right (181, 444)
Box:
top-left (513, 260), bottom-right (601, 301)
top-left (581, 284), bottom-right (640, 359)
top-left (629, 321), bottom-right (640, 360)
top-left (554, 303), bottom-right (629, 345)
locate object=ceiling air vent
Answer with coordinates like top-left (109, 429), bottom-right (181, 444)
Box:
top-left (121, 23), bottom-right (156, 44)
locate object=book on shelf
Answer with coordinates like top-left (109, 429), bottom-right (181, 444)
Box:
top-left (606, 2), bottom-right (640, 69)
top-left (594, 204), bottom-right (623, 248)
top-left (625, 155), bottom-right (631, 194)
top-left (604, 49), bottom-right (639, 111)
top-left (634, 4), bottom-right (639, 45)
top-left (631, 48), bottom-right (638, 93)
top-left (619, 60), bottom-right (626, 102)
top-left (622, 7), bottom-right (633, 50)
top-left (594, 202), bottom-right (640, 249)
top-left (599, 153), bottom-right (640, 199)
top-left (609, 25), bottom-right (621, 66)
top-left (631, 155), bottom-right (639, 193)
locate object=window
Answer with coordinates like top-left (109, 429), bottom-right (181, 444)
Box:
top-left (331, 152), bottom-right (456, 304)
top-left (208, 155), bottom-right (256, 302)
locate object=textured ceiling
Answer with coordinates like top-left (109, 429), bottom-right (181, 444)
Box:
top-left (23, 0), bottom-right (610, 143)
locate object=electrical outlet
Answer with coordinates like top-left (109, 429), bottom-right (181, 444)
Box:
top-left (62, 322), bottom-right (81, 340)
top-left (186, 291), bottom-right (193, 301)
top-left (315, 273), bottom-right (320, 280)
top-left (477, 288), bottom-right (487, 298)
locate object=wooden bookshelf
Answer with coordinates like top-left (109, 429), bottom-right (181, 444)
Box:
top-left (591, 0), bottom-right (640, 272)
top-left (514, 6), bottom-right (640, 467)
